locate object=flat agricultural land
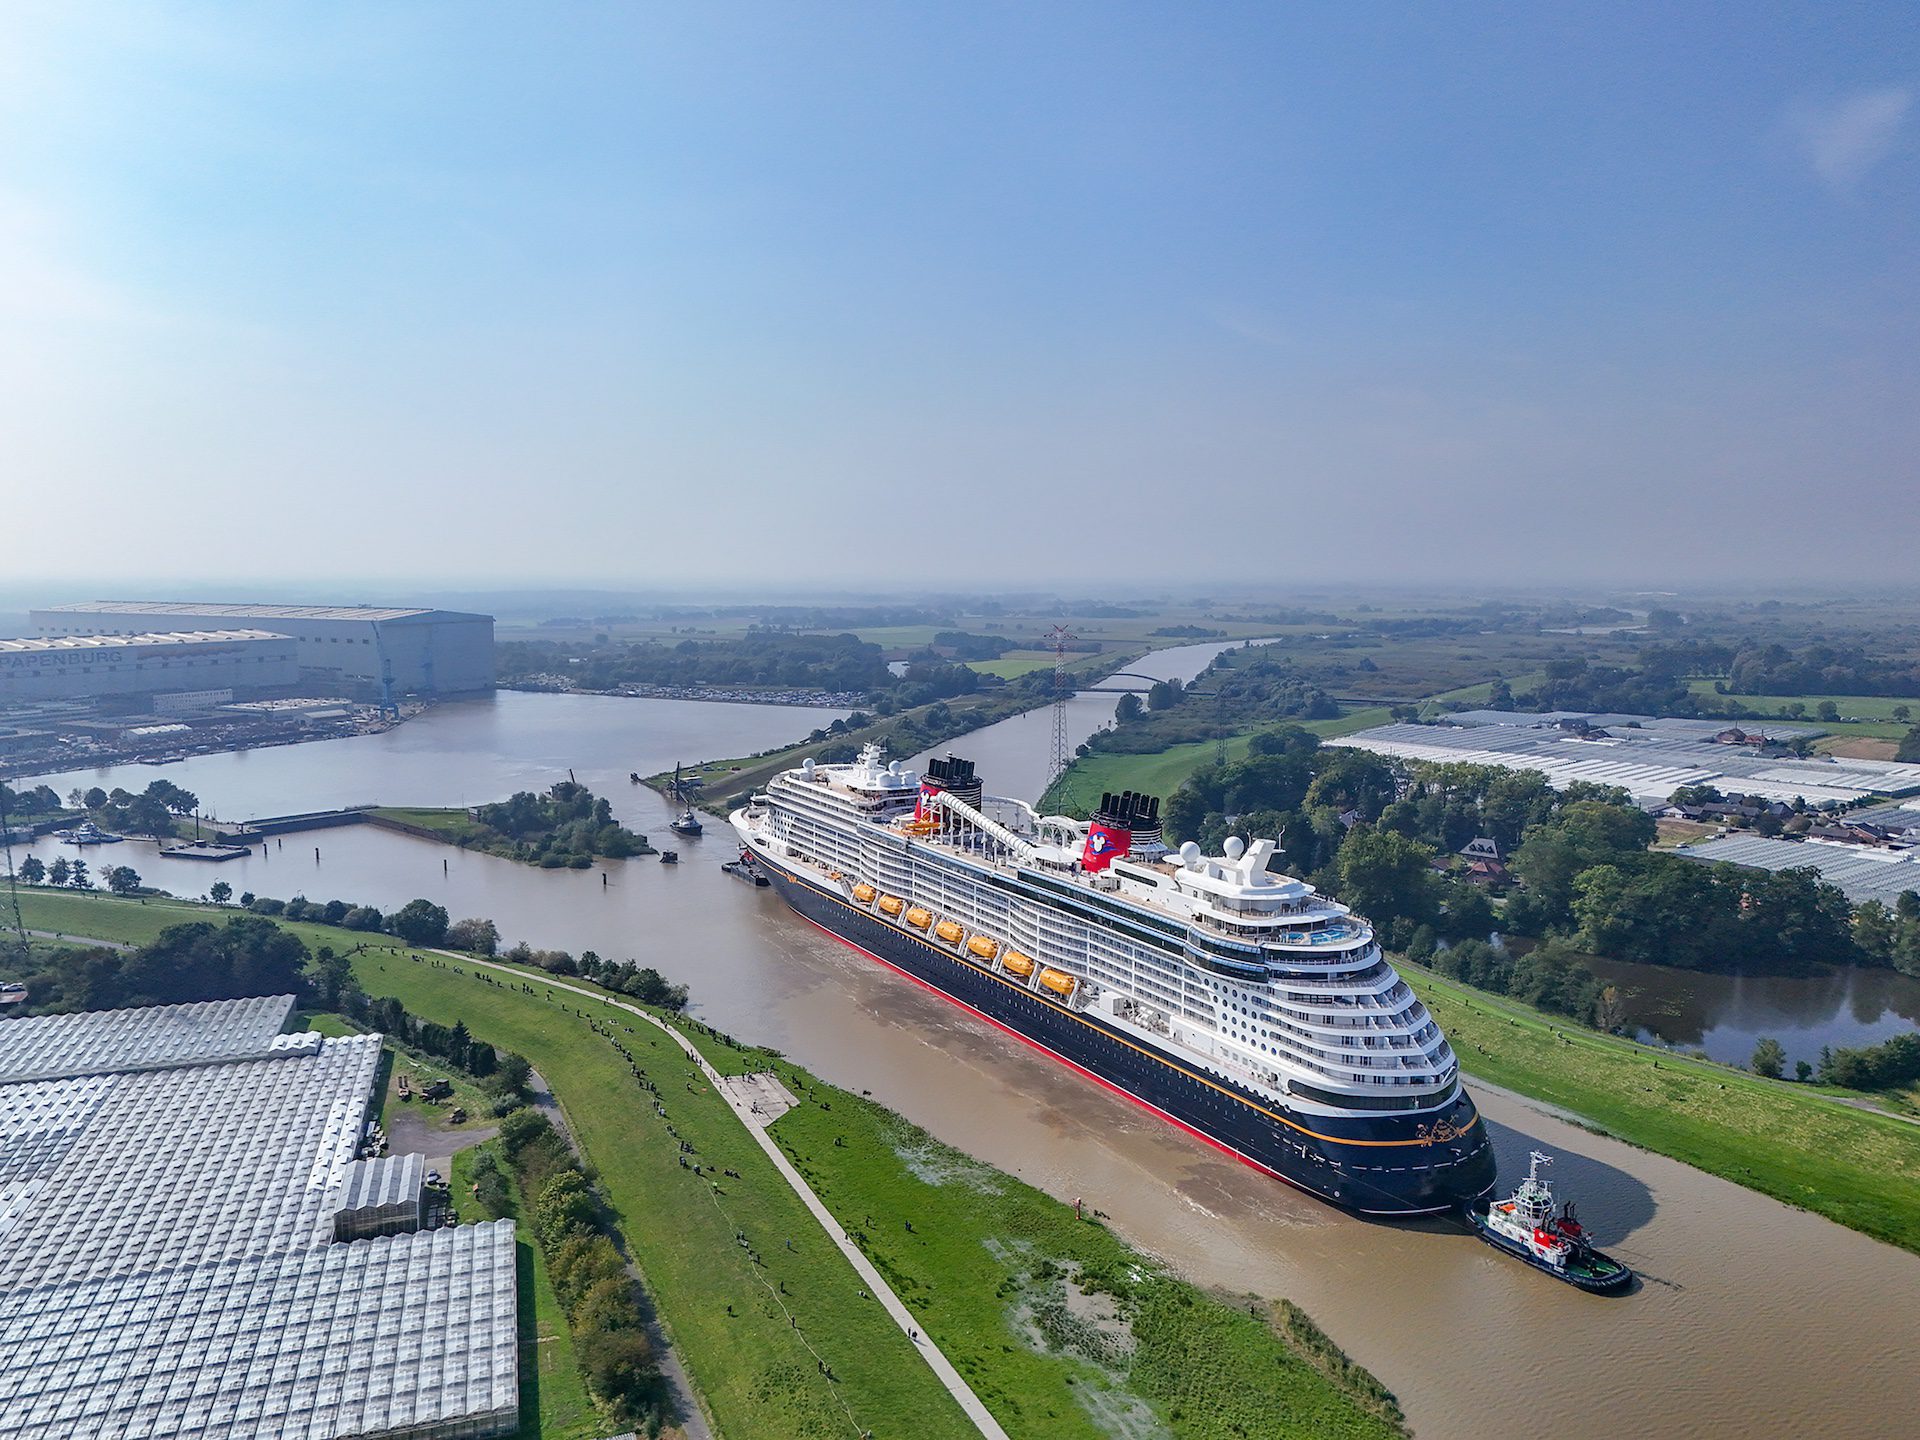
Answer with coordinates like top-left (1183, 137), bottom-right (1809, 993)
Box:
top-left (1683, 682), bottom-right (1917, 723)
top-left (1818, 735), bottom-right (1902, 760)
top-left (1405, 964), bottom-right (1920, 1255)
top-left (966, 652), bottom-right (1058, 680)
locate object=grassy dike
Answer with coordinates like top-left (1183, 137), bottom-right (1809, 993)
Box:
top-left (737, 1050), bottom-right (1405, 1439)
top-left (1402, 963), bottom-right (1920, 1253)
top-left (11, 890), bottom-right (1401, 1440)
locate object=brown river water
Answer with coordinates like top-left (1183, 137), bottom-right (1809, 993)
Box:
top-left (13, 666), bottom-right (1920, 1438)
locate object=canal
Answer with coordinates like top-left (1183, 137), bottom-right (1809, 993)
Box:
top-left (9, 669), bottom-right (1920, 1438)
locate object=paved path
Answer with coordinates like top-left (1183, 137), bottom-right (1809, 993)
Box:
top-left (20, 928), bottom-right (133, 951)
top-left (436, 948), bottom-right (1012, 1440)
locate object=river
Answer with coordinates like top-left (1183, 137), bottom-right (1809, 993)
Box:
top-left (9, 663), bottom-right (1919, 1438)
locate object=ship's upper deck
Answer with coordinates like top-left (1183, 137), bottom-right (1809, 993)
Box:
top-left (765, 746), bottom-right (1370, 955)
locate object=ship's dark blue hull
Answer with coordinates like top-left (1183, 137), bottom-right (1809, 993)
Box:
top-left (751, 851), bottom-right (1497, 1215)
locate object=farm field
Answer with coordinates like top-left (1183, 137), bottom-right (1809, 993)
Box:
top-left (1683, 682), bottom-right (1917, 723)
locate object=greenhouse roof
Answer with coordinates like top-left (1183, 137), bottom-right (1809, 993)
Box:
top-left (0, 998), bottom-right (518, 1440)
top-left (0, 994), bottom-right (301, 1085)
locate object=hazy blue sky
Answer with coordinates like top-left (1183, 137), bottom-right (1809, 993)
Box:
top-left (3, 3), bottom-right (1914, 589)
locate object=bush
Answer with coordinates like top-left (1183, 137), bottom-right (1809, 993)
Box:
top-left (445, 917), bottom-right (500, 956)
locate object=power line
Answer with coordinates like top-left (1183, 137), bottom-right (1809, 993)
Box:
top-left (1045, 624), bottom-right (1078, 787)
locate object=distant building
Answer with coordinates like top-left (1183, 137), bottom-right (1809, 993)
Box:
top-left (32, 601), bottom-right (495, 698)
top-left (0, 630), bottom-right (299, 704)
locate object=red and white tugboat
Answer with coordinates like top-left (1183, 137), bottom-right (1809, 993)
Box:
top-left (1471, 1151), bottom-right (1632, 1293)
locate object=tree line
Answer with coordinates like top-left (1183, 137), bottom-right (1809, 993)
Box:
top-left (485, 1110), bottom-right (667, 1427)
top-left (1153, 730), bottom-right (1903, 1037)
top-left (1080, 653), bottom-right (1337, 760)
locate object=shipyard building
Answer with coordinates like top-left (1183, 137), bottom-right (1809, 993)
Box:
top-left (0, 995), bottom-right (519, 1440)
top-left (31, 602), bottom-right (495, 698)
top-left (0, 630), bottom-right (300, 705)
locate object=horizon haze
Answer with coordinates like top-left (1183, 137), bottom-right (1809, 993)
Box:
top-left (3, 3), bottom-right (1915, 589)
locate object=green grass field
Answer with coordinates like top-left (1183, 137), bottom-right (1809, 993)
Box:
top-left (966, 652), bottom-right (1058, 680)
top-left (1683, 682), bottom-right (1917, 721)
top-left (369, 805), bottom-right (482, 838)
top-left (758, 1074), bottom-right (1402, 1439)
top-left (331, 948), bottom-right (984, 1440)
top-left (1403, 964), bottom-right (1920, 1254)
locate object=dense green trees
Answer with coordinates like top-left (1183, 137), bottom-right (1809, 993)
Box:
top-left (1819, 1033), bottom-right (1920, 1091)
top-left (499, 630), bottom-right (895, 694)
top-left (391, 899), bottom-right (451, 947)
top-left (1852, 896), bottom-right (1920, 976)
top-left (11, 916), bottom-right (313, 1012)
top-left (445, 917), bottom-right (500, 955)
top-left (470, 781), bottom-right (649, 865)
top-left (496, 1110), bottom-right (666, 1427)
top-left (1751, 1038), bottom-right (1786, 1079)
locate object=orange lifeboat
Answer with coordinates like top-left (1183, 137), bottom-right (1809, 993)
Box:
top-left (934, 920), bottom-right (965, 945)
top-left (966, 935), bottom-right (999, 961)
top-left (904, 906), bottom-right (933, 930)
top-left (1038, 967), bottom-right (1077, 997)
top-left (851, 883), bottom-right (876, 904)
top-left (877, 895), bottom-right (904, 917)
top-left (1000, 951), bottom-right (1035, 979)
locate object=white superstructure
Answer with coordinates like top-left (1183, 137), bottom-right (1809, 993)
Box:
top-left (738, 744), bottom-right (1460, 1118)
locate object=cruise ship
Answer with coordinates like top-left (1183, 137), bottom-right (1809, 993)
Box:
top-left (732, 746), bottom-right (1496, 1214)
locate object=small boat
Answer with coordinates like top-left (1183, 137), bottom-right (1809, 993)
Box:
top-left (59, 821), bottom-right (124, 846)
top-left (934, 919), bottom-right (964, 945)
top-left (1038, 966), bottom-right (1077, 997)
top-left (670, 808), bottom-right (703, 837)
top-left (1469, 1151), bottom-right (1632, 1293)
top-left (1000, 951), bottom-right (1035, 979)
top-left (851, 882), bottom-right (877, 904)
top-left (966, 935), bottom-right (999, 961)
top-left (660, 850), bottom-right (679, 864)
top-left (877, 895), bottom-right (904, 917)
top-left (904, 906), bottom-right (933, 930)
top-left (721, 855), bottom-right (769, 887)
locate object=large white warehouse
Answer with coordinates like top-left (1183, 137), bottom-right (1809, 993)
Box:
top-left (0, 630), bottom-right (300, 704)
top-left (32, 601), bottom-right (495, 697)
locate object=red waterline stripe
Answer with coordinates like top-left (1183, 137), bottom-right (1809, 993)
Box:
top-left (787, 906), bottom-right (1320, 1195)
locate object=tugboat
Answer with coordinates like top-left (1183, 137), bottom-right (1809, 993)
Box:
top-left (667, 762), bottom-right (704, 837)
top-left (1470, 1151), bottom-right (1632, 1293)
